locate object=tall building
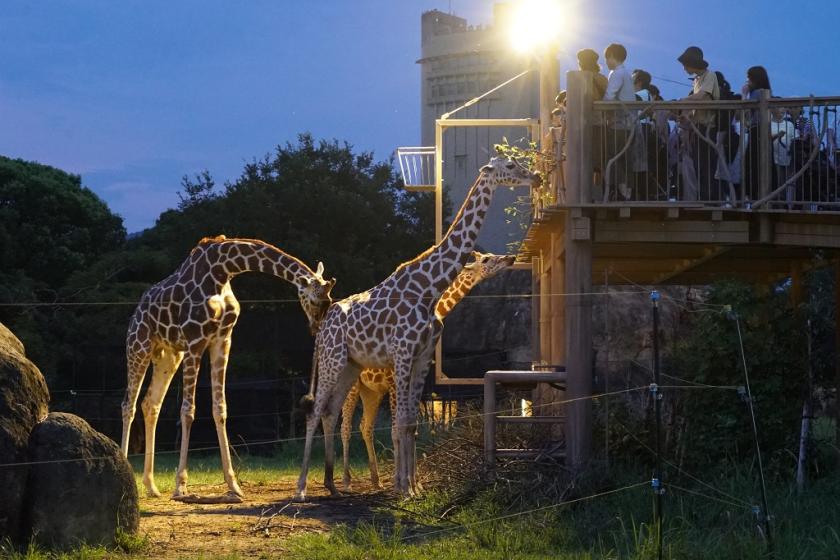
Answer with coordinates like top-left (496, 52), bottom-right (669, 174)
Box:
top-left (418, 5), bottom-right (539, 253)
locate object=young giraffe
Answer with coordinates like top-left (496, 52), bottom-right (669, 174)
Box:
top-left (121, 235), bottom-right (335, 500)
top-left (295, 156), bottom-right (538, 499)
top-left (340, 252), bottom-right (515, 490)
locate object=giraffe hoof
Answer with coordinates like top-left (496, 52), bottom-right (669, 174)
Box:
top-left (292, 492), bottom-right (307, 503)
top-left (146, 487), bottom-right (162, 498)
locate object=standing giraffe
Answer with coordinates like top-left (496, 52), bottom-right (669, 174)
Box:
top-left (340, 251), bottom-right (516, 490)
top-left (295, 156), bottom-right (538, 499)
top-left (121, 235), bottom-right (335, 500)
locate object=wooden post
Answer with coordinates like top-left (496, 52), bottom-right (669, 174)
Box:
top-left (563, 71), bottom-right (594, 468)
top-left (791, 262), bottom-right (803, 308)
top-left (759, 90), bottom-right (772, 243)
top-left (483, 374), bottom-right (497, 465)
top-left (531, 255), bottom-right (541, 364)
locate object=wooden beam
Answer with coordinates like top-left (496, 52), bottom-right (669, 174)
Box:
top-left (653, 247), bottom-right (731, 284)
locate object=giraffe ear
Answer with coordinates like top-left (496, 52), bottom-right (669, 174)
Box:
top-left (480, 163), bottom-right (494, 173)
top-left (316, 261), bottom-right (324, 277)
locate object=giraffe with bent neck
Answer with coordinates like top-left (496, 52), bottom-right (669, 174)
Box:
top-left (340, 251), bottom-right (515, 490)
top-left (295, 156), bottom-right (538, 499)
top-left (121, 235), bottom-right (335, 500)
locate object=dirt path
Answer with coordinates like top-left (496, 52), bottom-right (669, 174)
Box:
top-left (138, 478), bottom-right (389, 558)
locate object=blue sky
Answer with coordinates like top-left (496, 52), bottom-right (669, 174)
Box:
top-left (2, 0), bottom-right (838, 232)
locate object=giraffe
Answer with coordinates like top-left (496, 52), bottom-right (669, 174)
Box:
top-left (340, 251), bottom-right (516, 491)
top-left (294, 156), bottom-right (538, 500)
top-left (120, 235), bottom-right (335, 500)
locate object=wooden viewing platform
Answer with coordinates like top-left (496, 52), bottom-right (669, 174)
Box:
top-left (516, 71), bottom-right (840, 469)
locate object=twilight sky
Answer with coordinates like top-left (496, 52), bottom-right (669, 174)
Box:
top-left (2, 0), bottom-right (838, 232)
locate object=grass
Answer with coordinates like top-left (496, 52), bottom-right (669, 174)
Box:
top-left (5, 422), bottom-right (838, 559)
top-left (284, 463), bottom-right (840, 560)
top-left (128, 439), bottom-right (374, 497)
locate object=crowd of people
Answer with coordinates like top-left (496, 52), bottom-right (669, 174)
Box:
top-left (553, 44), bottom-right (839, 209)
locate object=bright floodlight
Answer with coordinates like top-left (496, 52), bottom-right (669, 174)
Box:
top-left (508, 0), bottom-right (563, 53)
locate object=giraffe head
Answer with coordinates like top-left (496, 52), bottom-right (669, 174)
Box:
top-left (298, 261), bottom-right (335, 334)
top-left (463, 251), bottom-right (516, 280)
top-left (478, 156), bottom-right (540, 189)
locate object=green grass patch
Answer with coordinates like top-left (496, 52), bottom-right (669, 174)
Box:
top-left (129, 440), bottom-right (374, 496)
top-left (284, 462), bottom-right (840, 560)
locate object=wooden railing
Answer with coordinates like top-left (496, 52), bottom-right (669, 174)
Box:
top-left (538, 72), bottom-right (840, 216)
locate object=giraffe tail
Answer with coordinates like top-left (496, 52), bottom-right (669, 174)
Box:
top-left (298, 345), bottom-right (318, 416)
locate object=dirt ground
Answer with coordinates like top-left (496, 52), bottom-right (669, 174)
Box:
top-left (138, 477), bottom-right (390, 558)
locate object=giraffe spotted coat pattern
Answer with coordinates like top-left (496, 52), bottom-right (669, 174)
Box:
top-left (295, 156), bottom-right (538, 499)
top-left (340, 252), bottom-right (516, 490)
top-left (121, 236), bottom-right (335, 500)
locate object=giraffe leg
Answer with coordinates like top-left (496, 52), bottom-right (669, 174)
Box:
top-left (121, 340), bottom-right (152, 457)
top-left (322, 413), bottom-right (339, 496)
top-left (322, 361), bottom-right (362, 496)
top-left (140, 349), bottom-right (183, 497)
top-left (359, 383), bottom-right (386, 490)
top-left (296, 348), bottom-right (345, 502)
top-left (209, 335), bottom-right (244, 498)
top-left (404, 326), bottom-right (441, 494)
top-left (392, 355), bottom-right (415, 496)
top-left (341, 381), bottom-right (361, 491)
top-left (172, 344), bottom-right (206, 500)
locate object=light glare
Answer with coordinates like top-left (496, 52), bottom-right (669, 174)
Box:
top-left (508, 0), bottom-right (563, 53)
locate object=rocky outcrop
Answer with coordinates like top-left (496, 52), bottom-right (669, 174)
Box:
top-left (0, 322), bottom-right (49, 541)
top-left (24, 412), bottom-right (139, 549)
top-left (442, 269), bottom-right (532, 377)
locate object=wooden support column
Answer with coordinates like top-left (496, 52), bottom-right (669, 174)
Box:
top-left (563, 71), bottom-right (594, 468)
top-left (791, 261), bottom-right (803, 308)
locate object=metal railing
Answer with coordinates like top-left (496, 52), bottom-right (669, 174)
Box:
top-left (550, 94), bottom-right (840, 212)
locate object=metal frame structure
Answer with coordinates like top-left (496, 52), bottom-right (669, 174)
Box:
top-left (433, 117), bottom-right (541, 385)
top-left (396, 146), bottom-right (436, 192)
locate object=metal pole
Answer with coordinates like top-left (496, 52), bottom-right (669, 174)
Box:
top-left (604, 269), bottom-right (610, 471)
top-left (651, 290), bottom-right (664, 560)
top-left (732, 312), bottom-right (774, 556)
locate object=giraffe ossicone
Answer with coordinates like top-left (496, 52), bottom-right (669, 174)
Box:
top-left (120, 235), bottom-right (335, 500)
top-left (294, 156), bottom-right (538, 500)
top-left (340, 251), bottom-right (516, 491)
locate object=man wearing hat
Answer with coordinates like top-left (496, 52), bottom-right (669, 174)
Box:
top-left (676, 46), bottom-right (720, 201)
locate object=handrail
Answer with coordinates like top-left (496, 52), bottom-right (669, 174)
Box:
top-left (594, 96), bottom-right (840, 110)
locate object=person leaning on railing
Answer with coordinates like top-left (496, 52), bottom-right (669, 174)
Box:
top-left (575, 48), bottom-right (608, 201)
top-left (603, 43), bottom-right (636, 201)
top-left (769, 100), bottom-right (798, 208)
top-left (676, 46), bottom-right (721, 202)
top-left (741, 66), bottom-right (773, 202)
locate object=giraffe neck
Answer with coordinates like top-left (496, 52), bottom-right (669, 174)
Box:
top-left (216, 240), bottom-right (315, 287)
top-left (435, 271), bottom-right (481, 319)
top-left (398, 174), bottom-right (494, 300)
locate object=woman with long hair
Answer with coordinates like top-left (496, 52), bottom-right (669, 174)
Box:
top-left (742, 65), bottom-right (773, 201)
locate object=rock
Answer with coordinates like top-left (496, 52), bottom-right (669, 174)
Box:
top-left (24, 412), bottom-right (139, 549)
top-left (442, 269), bottom-right (532, 376)
top-left (0, 322), bottom-right (49, 542)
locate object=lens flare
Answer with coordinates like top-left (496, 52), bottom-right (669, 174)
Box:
top-left (508, 0), bottom-right (564, 53)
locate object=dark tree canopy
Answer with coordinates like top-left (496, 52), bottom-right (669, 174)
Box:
top-left (0, 156), bottom-right (125, 289)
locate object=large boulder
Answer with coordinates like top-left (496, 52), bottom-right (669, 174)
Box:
top-left (0, 322), bottom-right (49, 541)
top-left (24, 412), bottom-right (139, 549)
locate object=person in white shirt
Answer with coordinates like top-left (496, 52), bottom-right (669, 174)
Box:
top-left (603, 43), bottom-right (635, 200)
top-left (770, 105), bottom-right (798, 207)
